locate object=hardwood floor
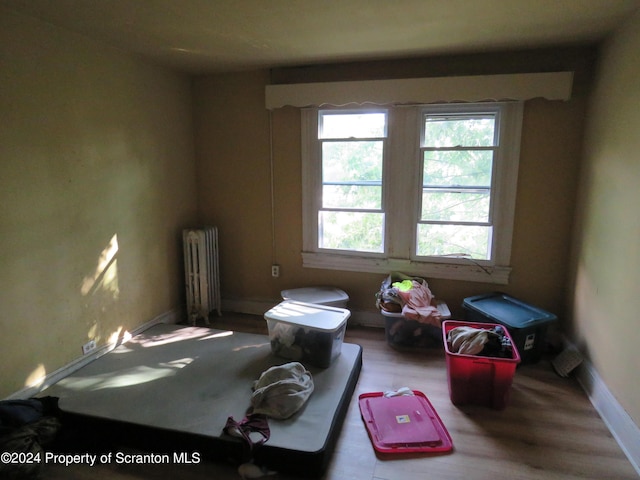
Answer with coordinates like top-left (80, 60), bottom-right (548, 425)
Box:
top-left (43, 312), bottom-right (638, 479)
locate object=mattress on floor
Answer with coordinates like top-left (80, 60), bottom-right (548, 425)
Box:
top-left (40, 323), bottom-right (362, 476)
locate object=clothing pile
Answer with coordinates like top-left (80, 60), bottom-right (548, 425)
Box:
top-left (268, 323), bottom-right (333, 367)
top-left (0, 397), bottom-right (61, 479)
top-left (446, 325), bottom-right (513, 358)
top-left (375, 273), bottom-right (442, 327)
top-left (376, 273), bottom-right (445, 349)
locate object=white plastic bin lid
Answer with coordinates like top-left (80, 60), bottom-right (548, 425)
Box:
top-left (265, 300), bottom-right (350, 332)
top-left (281, 287), bottom-right (349, 304)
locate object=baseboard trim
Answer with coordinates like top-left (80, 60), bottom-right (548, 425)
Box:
top-left (5, 309), bottom-right (181, 401)
top-left (576, 359), bottom-right (640, 476)
top-left (350, 310), bottom-right (385, 328)
top-left (221, 298), bottom-right (279, 316)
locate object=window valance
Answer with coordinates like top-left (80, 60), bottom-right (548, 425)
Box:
top-left (265, 72), bottom-right (573, 109)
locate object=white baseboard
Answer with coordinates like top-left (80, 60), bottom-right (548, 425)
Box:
top-left (5, 309), bottom-right (182, 401)
top-left (576, 359), bottom-right (640, 476)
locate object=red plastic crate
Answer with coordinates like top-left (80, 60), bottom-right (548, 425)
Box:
top-left (442, 320), bottom-right (521, 410)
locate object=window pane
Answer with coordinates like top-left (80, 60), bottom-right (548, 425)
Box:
top-left (423, 151), bottom-right (493, 187)
top-left (421, 190), bottom-right (490, 222)
top-left (423, 115), bottom-right (495, 147)
top-left (323, 141), bottom-right (383, 182)
top-left (320, 112), bottom-right (386, 139)
top-left (319, 211), bottom-right (384, 252)
top-left (323, 185), bottom-right (381, 209)
top-left (416, 224), bottom-right (491, 259)
top-left (322, 140), bottom-right (382, 208)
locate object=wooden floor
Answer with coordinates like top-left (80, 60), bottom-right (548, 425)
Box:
top-left (44, 312), bottom-right (638, 480)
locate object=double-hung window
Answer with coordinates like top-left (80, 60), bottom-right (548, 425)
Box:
top-left (302, 102), bottom-right (523, 284)
top-left (317, 110), bottom-right (387, 253)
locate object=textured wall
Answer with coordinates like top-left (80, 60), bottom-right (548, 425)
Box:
top-left (570, 9), bottom-right (640, 426)
top-left (0, 9), bottom-right (198, 398)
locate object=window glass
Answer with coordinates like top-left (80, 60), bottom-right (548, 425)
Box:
top-left (416, 224), bottom-right (491, 258)
top-left (320, 112), bottom-right (386, 139)
top-left (418, 110), bottom-right (498, 260)
top-left (423, 115), bottom-right (495, 147)
top-left (422, 150), bottom-right (493, 187)
top-left (319, 211), bottom-right (384, 253)
top-left (317, 111), bottom-right (386, 253)
top-left (421, 190), bottom-right (490, 222)
top-left (322, 141), bottom-right (383, 209)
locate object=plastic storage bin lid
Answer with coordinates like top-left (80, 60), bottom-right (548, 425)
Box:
top-left (358, 390), bottom-right (453, 454)
top-left (281, 287), bottom-right (349, 304)
top-left (264, 300), bottom-right (350, 332)
top-left (463, 293), bottom-right (557, 328)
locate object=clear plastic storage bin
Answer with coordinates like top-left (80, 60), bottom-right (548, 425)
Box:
top-left (381, 302), bottom-right (451, 350)
top-left (264, 300), bottom-right (350, 368)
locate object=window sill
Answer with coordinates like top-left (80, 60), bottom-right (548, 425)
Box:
top-left (302, 252), bottom-right (511, 284)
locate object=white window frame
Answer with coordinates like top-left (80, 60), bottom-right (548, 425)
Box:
top-left (301, 102), bottom-right (523, 284)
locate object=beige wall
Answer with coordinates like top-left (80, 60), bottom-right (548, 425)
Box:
top-left (0, 9), bottom-right (198, 398)
top-left (193, 50), bottom-right (590, 323)
top-left (570, 10), bottom-right (640, 426)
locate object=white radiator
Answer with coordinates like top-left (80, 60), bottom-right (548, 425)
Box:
top-left (183, 227), bottom-right (221, 324)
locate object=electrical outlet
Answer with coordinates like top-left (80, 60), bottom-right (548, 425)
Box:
top-left (82, 339), bottom-right (96, 355)
top-left (271, 264), bottom-right (280, 278)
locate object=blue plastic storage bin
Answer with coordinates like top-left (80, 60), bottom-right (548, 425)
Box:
top-left (462, 293), bottom-right (557, 364)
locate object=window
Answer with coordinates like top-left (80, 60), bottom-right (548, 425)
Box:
top-left (318, 110), bottom-right (386, 253)
top-left (418, 107), bottom-right (497, 260)
top-left (302, 102), bottom-right (523, 284)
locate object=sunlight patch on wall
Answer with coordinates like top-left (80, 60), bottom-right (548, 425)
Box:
top-left (24, 364), bottom-right (46, 389)
top-left (81, 234), bottom-right (120, 299)
top-left (108, 327), bottom-right (132, 346)
top-left (88, 324), bottom-right (98, 340)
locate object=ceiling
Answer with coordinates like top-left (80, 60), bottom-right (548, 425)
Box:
top-left (3, 0), bottom-right (640, 74)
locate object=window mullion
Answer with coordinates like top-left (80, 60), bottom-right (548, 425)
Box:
top-left (301, 108), bottom-right (321, 253)
top-left (385, 107), bottom-right (420, 259)
top-left (490, 101), bottom-right (523, 265)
